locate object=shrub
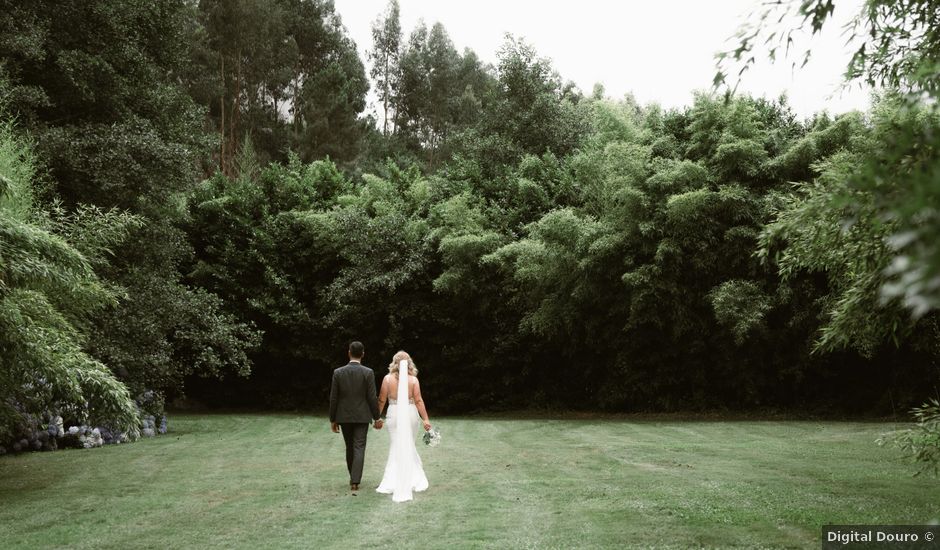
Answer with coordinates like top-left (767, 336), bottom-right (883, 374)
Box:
top-left (879, 399), bottom-right (940, 477)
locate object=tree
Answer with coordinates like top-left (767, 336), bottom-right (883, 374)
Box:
top-left (189, 0), bottom-right (369, 169)
top-left (0, 118), bottom-right (139, 441)
top-left (368, 0), bottom-right (401, 136)
top-left (362, 12), bottom-right (495, 171)
top-left (720, 2), bottom-right (940, 470)
top-left (285, 0), bottom-right (369, 163)
top-left (449, 36), bottom-right (589, 184)
top-left (0, 0), bottom-right (259, 405)
top-left (184, 153), bottom-right (353, 406)
top-left (717, 0), bottom-right (940, 317)
top-left (198, 0), bottom-right (297, 173)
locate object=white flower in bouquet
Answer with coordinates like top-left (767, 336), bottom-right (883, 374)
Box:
top-left (422, 427), bottom-right (441, 447)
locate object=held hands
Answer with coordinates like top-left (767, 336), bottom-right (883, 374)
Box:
top-left (374, 419), bottom-right (384, 430)
top-left (331, 422), bottom-right (339, 433)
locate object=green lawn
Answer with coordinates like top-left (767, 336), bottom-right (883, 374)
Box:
top-left (0, 414), bottom-right (936, 549)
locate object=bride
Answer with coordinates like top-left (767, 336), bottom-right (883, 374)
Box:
top-left (375, 350), bottom-right (432, 502)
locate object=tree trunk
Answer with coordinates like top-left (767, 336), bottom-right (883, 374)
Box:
top-left (220, 55), bottom-right (226, 174)
top-left (383, 53), bottom-right (389, 136)
top-left (292, 62), bottom-right (302, 145)
top-left (229, 49), bottom-right (242, 176)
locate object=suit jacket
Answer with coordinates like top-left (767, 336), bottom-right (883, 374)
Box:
top-left (329, 362), bottom-right (380, 424)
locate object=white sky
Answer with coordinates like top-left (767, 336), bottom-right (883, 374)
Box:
top-left (333, 0), bottom-right (871, 120)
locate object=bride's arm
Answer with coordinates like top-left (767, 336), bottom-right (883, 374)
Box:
top-left (413, 378), bottom-right (431, 430)
top-left (377, 375), bottom-right (389, 416)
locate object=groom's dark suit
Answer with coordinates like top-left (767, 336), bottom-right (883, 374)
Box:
top-left (329, 361), bottom-right (380, 486)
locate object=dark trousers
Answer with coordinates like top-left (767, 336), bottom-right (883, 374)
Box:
top-left (340, 423), bottom-right (369, 484)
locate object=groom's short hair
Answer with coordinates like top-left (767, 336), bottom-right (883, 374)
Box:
top-left (348, 341), bottom-right (364, 359)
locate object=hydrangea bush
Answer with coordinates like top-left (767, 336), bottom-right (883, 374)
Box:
top-left (0, 391), bottom-right (169, 455)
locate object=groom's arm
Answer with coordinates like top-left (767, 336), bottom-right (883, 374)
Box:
top-left (329, 370), bottom-right (339, 426)
top-left (366, 369), bottom-right (380, 421)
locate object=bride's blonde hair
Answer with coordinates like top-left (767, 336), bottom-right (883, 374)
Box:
top-left (388, 350), bottom-right (418, 376)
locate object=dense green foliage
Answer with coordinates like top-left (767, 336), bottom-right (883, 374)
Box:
top-left (0, 0), bottom-right (259, 438)
top-left (719, 0), bottom-right (940, 318)
top-left (719, 0), bottom-right (940, 473)
top-left (880, 399), bottom-right (940, 477)
top-left (0, 120), bottom-right (139, 440)
top-left (0, 0), bottom-right (938, 446)
top-left (186, 82), bottom-right (938, 413)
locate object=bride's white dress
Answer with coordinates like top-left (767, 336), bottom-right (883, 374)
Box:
top-left (376, 371), bottom-right (428, 502)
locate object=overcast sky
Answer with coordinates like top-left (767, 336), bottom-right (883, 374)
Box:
top-left (333, 0), bottom-right (871, 120)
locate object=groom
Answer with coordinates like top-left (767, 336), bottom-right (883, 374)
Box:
top-left (329, 341), bottom-right (383, 492)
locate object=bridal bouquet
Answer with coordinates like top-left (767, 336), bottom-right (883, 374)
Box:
top-left (423, 427), bottom-right (441, 447)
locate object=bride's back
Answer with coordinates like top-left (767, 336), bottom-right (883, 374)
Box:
top-left (386, 373), bottom-right (417, 401)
